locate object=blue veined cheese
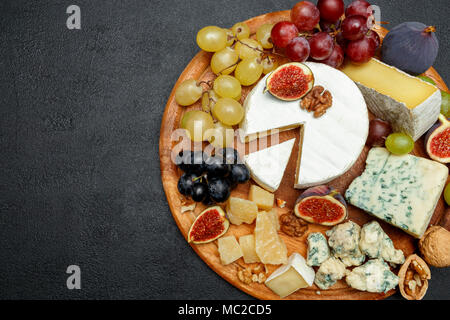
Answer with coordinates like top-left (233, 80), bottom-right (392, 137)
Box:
top-left (306, 233), bottom-right (330, 267)
top-left (346, 259), bottom-right (398, 293)
top-left (346, 147), bottom-right (448, 238)
top-left (326, 221), bottom-right (366, 267)
top-left (360, 221), bottom-right (405, 265)
top-left (314, 257), bottom-right (347, 290)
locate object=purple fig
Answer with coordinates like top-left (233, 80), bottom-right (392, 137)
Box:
top-left (424, 114), bottom-right (450, 163)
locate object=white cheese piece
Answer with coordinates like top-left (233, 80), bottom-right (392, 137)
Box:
top-left (326, 221), bottom-right (366, 267)
top-left (346, 147), bottom-right (448, 238)
top-left (240, 62), bottom-right (368, 189)
top-left (360, 221), bottom-right (405, 265)
top-left (265, 253), bottom-right (315, 298)
top-left (306, 232), bottom-right (330, 267)
top-left (244, 138), bottom-right (295, 192)
top-left (314, 257), bottom-right (347, 290)
top-left (341, 58), bottom-right (441, 141)
top-left (346, 259), bottom-right (398, 293)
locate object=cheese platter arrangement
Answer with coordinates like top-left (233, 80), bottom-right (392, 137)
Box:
top-left (159, 0), bottom-right (450, 300)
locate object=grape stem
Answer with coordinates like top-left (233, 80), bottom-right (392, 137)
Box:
top-left (236, 39), bottom-right (285, 58)
top-left (197, 80), bottom-right (213, 89)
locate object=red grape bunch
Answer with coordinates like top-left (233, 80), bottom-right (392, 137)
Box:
top-left (271, 0), bottom-right (380, 68)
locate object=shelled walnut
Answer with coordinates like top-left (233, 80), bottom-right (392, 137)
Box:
top-left (300, 85), bottom-right (333, 118)
top-left (279, 213), bottom-right (308, 237)
top-left (398, 254), bottom-right (431, 300)
top-left (237, 264), bottom-right (267, 285)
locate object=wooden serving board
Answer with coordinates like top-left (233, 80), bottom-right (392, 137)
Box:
top-left (159, 10), bottom-right (450, 300)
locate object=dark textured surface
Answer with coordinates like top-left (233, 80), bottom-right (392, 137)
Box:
top-left (0, 0), bottom-right (449, 300)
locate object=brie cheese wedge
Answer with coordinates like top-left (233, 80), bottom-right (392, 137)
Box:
top-left (240, 62), bottom-right (369, 189)
top-left (244, 138), bottom-right (295, 192)
top-left (341, 58), bottom-right (441, 141)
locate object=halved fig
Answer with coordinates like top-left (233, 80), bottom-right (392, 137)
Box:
top-left (294, 185), bottom-right (347, 226)
top-left (425, 114), bottom-right (450, 163)
top-left (264, 62), bottom-right (314, 101)
top-left (188, 206), bottom-right (229, 244)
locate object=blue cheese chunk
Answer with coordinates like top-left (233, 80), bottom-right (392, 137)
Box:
top-left (346, 259), bottom-right (398, 293)
top-left (346, 148), bottom-right (448, 238)
top-left (360, 221), bottom-right (405, 265)
top-left (314, 257), bottom-right (347, 290)
top-left (326, 221), bottom-right (365, 267)
top-left (306, 232), bottom-right (330, 267)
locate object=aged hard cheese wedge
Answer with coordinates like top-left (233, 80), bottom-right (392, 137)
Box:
top-left (239, 234), bottom-right (260, 264)
top-left (218, 235), bottom-right (243, 265)
top-left (265, 253), bottom-right (315, 298)
top-left (341, 58), bottom-right (441, 141)
top-left (244, 138), bottom-right (295, 192)
top-left (254, 211), bottom-right (287, 265)
top-left (240, 62), bottom-right (368, 188)
top-left (346, 147), bottom-right (448, 238)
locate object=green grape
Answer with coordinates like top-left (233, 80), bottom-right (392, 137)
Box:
top-left (262, 56), bottom-right (278, 74)
top-left (256, 23), bottom-right (274, 49)
top-left (231, 22), bottom-right (250, 40)
top-left (385, 132), bottom-right (414, 155)
top-left (417, 75), bottom-right (436, 85)
top-left (235, 57), bottom-right (263, 86)
top-left (207, 122), bottom-right (235, 148)
top-left (224, 29), bottom-right (235, 46)
top-left (211, 47), bottom-right (239, 75)
top-left (180, 110), bottom-right (215, 142)
top-left (201, 90), bottom-right (219, 114)
top-left (212, 98), bottom-right (244, 126)
top-left (213, 75), bottom-right (242, 100)
top-left (235, 38), bottom-right (263, 60)
top-left (441, 91), bottom-right (450, 118)
top-left (196, 26), bottom-right (227, 52)
top-left (175, 79), bottom-right (203, 106)
top-left (444, 182), bottom-right (450, 206)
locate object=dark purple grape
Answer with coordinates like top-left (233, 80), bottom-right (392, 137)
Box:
top-left (177, 172), bottom-right (198, 196)
top-left (216, 148), bottom-right (242, 164)
top-left (205, 156), bottom-right (229, 177)
top-left (176, 150), bottom-right (206, 174)
top-left (208, 178), bottom-right (231, 203)
top-left (229, 164), bottom-right (250, 184)
top-left (191, 182), bottom-right (208, 202)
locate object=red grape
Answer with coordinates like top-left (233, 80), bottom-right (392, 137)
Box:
top-left (366, 119), bottom-right (392, 147)
top-left (291, 1), bottom-right (320, 31)
top-left (345, 0), bottom-right (373, 18)
top-left (271, 21), bottom-right (299, 48)
top-left (366, 30), bottom-right (380, 49)
top-left (319, 19), bottom-right (341, 32)
top-left (342, 15), bottom-right (368, 41)
top-left (346, 36), bottom-right (376, 64)
top-left (321, 43), bottom-right (344, 68)
top-left (308, 32), bottom-right (334, 60)
top-left (286, 37), bottom-right (310, 62)
top-left (335, 31), bottom-right (348, 50)
top-left (317, 0), bottom-right (344, 23)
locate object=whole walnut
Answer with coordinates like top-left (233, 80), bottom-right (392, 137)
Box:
top-left (419, 226), bottom-right (450, 267)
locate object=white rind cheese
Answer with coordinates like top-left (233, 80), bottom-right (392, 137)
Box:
top-left (240, 62), bottom-right (368, 189)
top-left (244, 138), bottom-right (295, 192)
top-left (346, 147), bottom-right (448, 238)
top-left (265, 253), bottom-right (315, 298)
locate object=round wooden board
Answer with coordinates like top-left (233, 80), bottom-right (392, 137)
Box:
top-left (159, 10), bottom-right (450, 300)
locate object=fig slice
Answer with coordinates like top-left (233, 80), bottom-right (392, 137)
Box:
top-left (188, 206), bottom-right (229, 244)
top-left (264, 62), bottom-right (314, 101)
top-left (425, 114), bottom-right (450, 163)
top-left (294, 185), bottom-right (347, 226)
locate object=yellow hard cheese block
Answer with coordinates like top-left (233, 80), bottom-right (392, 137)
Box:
top-left (265, 253), bottom-right (315, 298)
top-left (239, 234), bottom-right (260, 264)
top-left (254, 211), bottom-right (287, 265)
top-left (341, 58), bottom-right (441, 141)
top-left (218, 236), bottom-right (243, 265)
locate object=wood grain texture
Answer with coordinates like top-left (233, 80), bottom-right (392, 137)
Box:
top-left (159, 10), bottom-right (449, 300)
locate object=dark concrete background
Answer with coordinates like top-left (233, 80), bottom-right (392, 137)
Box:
top-left (0, 0), bottom-right (449, 299)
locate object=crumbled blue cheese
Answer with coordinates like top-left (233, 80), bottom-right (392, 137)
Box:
top-left (360, 221), bottom-right (405, 265)
top-left (346, 147), bottom-right (448, 238)
top-left (326, 221), bottom-right (365, 267)
top-left (346, 259), bottom-right (399, 293)
top-left (306, 232), bottom-right (330, 267)
top-left (314, 257), bottom-right (347, 290)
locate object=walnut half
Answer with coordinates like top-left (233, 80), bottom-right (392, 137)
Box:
top-left (398, 254), bottom-right (431, 300)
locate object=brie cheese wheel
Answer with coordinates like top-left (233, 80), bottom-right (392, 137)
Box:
top-left (265, 253), bottom-right (315, 298)
top-left (341, 58), bottom-right (441, 141)
top-left (244, 138), bottom-right (295, 192)
top-left (240, 62), bottom-right (369, 189)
